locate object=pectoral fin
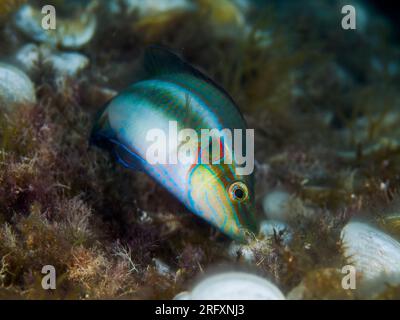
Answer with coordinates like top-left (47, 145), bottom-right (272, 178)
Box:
top-left (112, 142), bottom-right (146, 171)
top-left (90, 110), bottom-right (145, 171)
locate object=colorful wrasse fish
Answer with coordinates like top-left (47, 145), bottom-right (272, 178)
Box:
top-left (90, 46), bottom-right (258, 242)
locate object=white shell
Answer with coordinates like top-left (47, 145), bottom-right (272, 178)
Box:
top-left (14, 5), bottom-right (96, 49)
top-left (0, 63), bottom-right (36, 111)
top-left (43, 51), bottom-right (89, 77)
top-left (15, 43), bottom-right (40, 75)
top-left (173, 291), bottom-right (191, 300)
top-left (123, 0), bottom-right (192, 16)
top-left (341, 221), bottom-right (400, 294)
top-left (262, 190), bottom-right (291, 221)
top-left (174, 272), bottom-right (285, 300)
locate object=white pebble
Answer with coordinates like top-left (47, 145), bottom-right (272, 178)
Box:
top-left (123, 0), bottom-right (193, 16)
top-left (341, 221), bottom-right (400, 295)
top-left (174, 272), bottom-right (285, 300)
top-left (0, 63), bottom-right (36, 112)
top-left (15, 4), bottom-right (97, 49)
top-left (44, 52), bottom-right (89, 77)
top-left (15, 43), bottom-right (40, 75)
top-left (262, 190), bottom-right (291, 221)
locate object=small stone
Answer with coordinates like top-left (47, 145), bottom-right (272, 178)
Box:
top-left (174, 271), bottom-right (285, 300)
top-left (262, 190), bottom-right (291, 221)
top-left (0, 63), bottom-right (36, 112)
top-left (43, 52), bottom-right (90, 77)
top-left (341, 221), bottom-right (400, 296)
top-left (15, 43), bottom-right (40, 76)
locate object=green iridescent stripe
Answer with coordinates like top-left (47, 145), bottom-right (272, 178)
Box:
top-left (160, 73), bottom-right (246, 130)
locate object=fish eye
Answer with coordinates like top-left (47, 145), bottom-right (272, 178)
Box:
top-left (228, 182), bottom-right (249, 202)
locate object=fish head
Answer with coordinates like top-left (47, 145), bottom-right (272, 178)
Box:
top-left (187, 163), bottom-right (258, 242)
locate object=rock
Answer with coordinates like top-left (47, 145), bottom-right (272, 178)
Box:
top-left (174, 271), bottom-right (285, 300)
top-left (341, 221), bottom-right (400, 296)
top-left (262, 190), bottom-right (291, 221)
top-left (0, 63), bottom-right (36, 112)
top-left (43, 51), bottom-right (89, 77)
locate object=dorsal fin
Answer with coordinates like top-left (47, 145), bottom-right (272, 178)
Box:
top-left (144, 45), bottom-right (241, 112)
top-left (144, 45), bottom-right (190, 77)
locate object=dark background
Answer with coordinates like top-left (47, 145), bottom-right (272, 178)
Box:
top-left (369, 0), bottom-right (400, 33)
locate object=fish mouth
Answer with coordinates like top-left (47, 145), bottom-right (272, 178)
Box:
top-left (236, 212), bottom-right (259, 240)
top-left (231, 226), bottom-right (257, 244)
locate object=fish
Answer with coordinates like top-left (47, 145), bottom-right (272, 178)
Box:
top-left (90, 46), bottom-right (258, 242)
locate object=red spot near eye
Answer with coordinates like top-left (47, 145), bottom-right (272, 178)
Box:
top-left (197, 144), bottom-right (202, 164)
top-left (186, 145), bottom-right (200, 182)
top-left (196, 138), bottom-right (225, 164)
top-left (219, 138), bottom-right (225, 160)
